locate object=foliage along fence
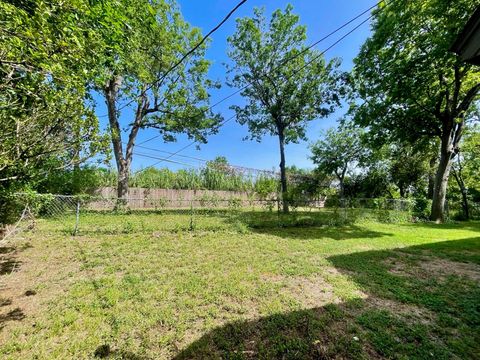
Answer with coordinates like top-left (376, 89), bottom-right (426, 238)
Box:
top-left (0, 193), bottom-right (411, 239)
top-left (94, 167), bottom-right (279, 193)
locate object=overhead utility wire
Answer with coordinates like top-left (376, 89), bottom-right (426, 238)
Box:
top-left (136, 0), bottom-right (382, 145)
top-left (138, 2), bottom-right (386, 170)
top-left (109, 0), bottom-right (249, 116)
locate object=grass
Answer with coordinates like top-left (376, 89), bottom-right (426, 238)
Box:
top-left (0, 211), bottom-right (479, 359)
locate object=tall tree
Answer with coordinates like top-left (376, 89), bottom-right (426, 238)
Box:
top-left (352, 0), bottom-right (480, 222)
top-left (0, 1), bottom-right (107, 190)
top-left (226, 5), bottom-right (344, 212)
top-left (310, 121), bottom-right (367, 198)
top-left (98, 0), bottom-right (220, 201)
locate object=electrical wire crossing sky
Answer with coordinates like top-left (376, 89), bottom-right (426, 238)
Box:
top-left (93, 0), bottom-right (379, 173)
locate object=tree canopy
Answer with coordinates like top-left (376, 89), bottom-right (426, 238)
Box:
top-left (0, 0), bottom-right (107, 190)
top-left (227, 5), bottom-right (345, 212)
top-left (352, 0), bottom-right (480, 222)
top-left (310, 121), bottom-right (368, 197)
top-left (97, 0), bottom-right (221, 200)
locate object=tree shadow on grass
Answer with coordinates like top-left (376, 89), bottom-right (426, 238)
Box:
top-left (398, 221), bottom-right (480, 232)
top-left (175, 237), bottom-right (480, 359)
top-left (250, 224), bottom-right (392, 241)
top-left (0, 308), bottom-right (25, 331)
top-left (0, 246), bottom-right (21, 275)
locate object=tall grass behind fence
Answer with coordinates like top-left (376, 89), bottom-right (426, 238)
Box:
top-left (96, 167), bottom-right (279, 192)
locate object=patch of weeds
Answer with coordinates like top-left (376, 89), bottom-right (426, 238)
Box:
top-left (121, 221), bottom-right (135, 234)
top-left (232, 220), bottom-right (249, 234)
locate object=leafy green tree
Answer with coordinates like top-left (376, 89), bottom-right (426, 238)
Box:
top-left (352, 0), bottom-right (480, 222)
top-left (206, 156), bottom-right (229, 172)
top-left (450, 126), bottom-right (480, 219)
top-left (310, 122), bottom-right (368, 198)
top-left (0, 0), bottom-right (107, 193)
top-left (387, 143), bottom-right (429, 198)
top-left (98, 0), bottom-right (221, 201)
top-left (226, 5), bottom-right (344, 212)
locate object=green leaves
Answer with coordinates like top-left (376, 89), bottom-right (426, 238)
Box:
top-left (352, 0), bottom-right (480, 145)
top-left (0, 0), bottom-right (108, 189)
top-left (310, 121), bottom-right (368, 183)
top-left (227, 5), bottom-right (345, 144)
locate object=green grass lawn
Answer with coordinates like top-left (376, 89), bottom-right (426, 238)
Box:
top-left (0, 212), bottom-right (479, 359)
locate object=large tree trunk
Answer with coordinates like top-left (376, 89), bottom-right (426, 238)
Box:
top-left (458, 181), bottom-right (469, 220)
top-left (427, 156), bottom-right (437, 200)
top-left (117, 160), bottom-right (129, 200)
top-left (278, 130), bottom-right (289, 213)
top-left (431, 124), bottom-right (460, 223)
top-left (430, 71), bottom-right (480, 222)
top-left (337, 166), bottom-right (347, 201)
top-left (105, 76), bottom-right (130, 203)
top-left (430, 149), bottom-right (451, 223)
top-left (105, 78), bottom-right (149, 207)
top-left (339, 179), bottom-right (345, 199)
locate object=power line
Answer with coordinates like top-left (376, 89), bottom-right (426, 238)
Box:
top-left (114, 1), bottom-right (381, 135)
top-left (136, 2), bottom-right (385, 171)
top-left (134, 152), bottom-right (198, 168)
top-left (110, 0), bottom-right (248, 115)
top-left (207, 0), bottom-right (381, 111)
top-left (136, 113), bottom-right (237, 147)
top-left (134, 150), bottom-right (319, 183)
top-left (133, 151), bottom-right (279, 177)
top-left (136, 113), bottom-right (237, 170)
top-left (126, 143), bottom-right (209, 163)
top-left (153, 0), bottom-right (248, 92)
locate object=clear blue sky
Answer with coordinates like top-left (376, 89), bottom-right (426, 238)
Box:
top-left (95, 0), bottom-right (376, 172)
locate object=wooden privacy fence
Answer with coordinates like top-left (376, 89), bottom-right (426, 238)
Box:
top-left (89, 187), bottom-right (276, 210)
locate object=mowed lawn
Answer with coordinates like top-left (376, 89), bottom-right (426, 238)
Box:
top-left (0, 212), bottom-right (479, 359)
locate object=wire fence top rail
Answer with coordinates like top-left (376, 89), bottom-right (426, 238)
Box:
top-left (3, 192), bottom-right (478, 242)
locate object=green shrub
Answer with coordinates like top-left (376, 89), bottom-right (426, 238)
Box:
top-left (413, 198), bottom-right (431, 220)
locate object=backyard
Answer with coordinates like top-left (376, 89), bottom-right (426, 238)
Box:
top-left (0, 212), bottom-right (479, 359)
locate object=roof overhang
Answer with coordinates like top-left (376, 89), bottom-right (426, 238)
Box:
top-left (451, 6), bottom-right (480, 65)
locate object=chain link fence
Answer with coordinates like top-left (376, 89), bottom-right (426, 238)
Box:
top-left (0, 192), bottom-right (436, 240)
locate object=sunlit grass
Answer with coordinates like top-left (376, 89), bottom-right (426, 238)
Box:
top-left (0, 213), bottom-right (479, 359)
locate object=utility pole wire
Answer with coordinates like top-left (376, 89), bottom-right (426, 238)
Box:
top-left (133, 151), bottom-right (279, 176)
top-left (154, 0), bottom-right (248, 90)
top-left (136, 113), bottom-right (236, 171)
top-left (136, 2), bottom-right (388, 171)
top-left (109, 0), bottom-right (248, 115)
top-left (114, 1), bottom-right (380, 128)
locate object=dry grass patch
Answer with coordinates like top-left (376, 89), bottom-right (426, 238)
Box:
top-left (385, 251), bottom-right (480, 283)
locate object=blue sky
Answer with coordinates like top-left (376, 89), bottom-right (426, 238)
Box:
top-left (95, 0), bottom-right (376, 172)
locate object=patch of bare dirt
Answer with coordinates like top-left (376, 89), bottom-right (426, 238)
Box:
top-left (283, 276), bottom-right (341, 307)
top-left (366, 297), bottom-right (436, 325)
top-left (261, 271), bottom-right (351, 308)
top-left (419, 258), bottom-right (480, 282)
top-left (385, 255), bottom-right (480, 282)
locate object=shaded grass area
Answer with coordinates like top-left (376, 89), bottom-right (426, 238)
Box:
top-left (45, 207), bottom-right (413, 235)
top-left (0, 213), bottom-right (479, 359)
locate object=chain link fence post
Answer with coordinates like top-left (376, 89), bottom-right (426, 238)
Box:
top-left (72, 200), bottom-right (80, 236)
top-left (189, 198), bottom-right (195, 231)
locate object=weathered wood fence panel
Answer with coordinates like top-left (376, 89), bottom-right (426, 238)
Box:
top-left (89, 187), bottom-right (270, 210)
